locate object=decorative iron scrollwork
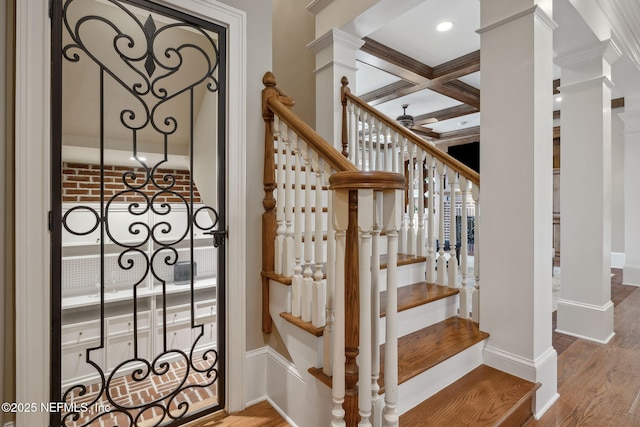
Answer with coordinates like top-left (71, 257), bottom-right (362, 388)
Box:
top-left (57, 1), bottom-right (226, 425)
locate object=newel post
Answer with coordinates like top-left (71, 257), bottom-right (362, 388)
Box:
top-left (261, 72), bottom-right (294, 333)
top-left (344, 189), bottom-right (361, 426)
top-left (341, 77), bottom-right (351, 158)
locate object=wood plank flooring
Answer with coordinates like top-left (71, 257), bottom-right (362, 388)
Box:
top-left (184, 401), bottom-right (289, 426)
top-left (530, 271), bottom-right (640, 426)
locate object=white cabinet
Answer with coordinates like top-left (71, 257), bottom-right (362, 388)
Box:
top-left (60, 203), bottom-right (219, 387)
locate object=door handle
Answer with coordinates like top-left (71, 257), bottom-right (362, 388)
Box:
top-left (204, 229), bottom-right (227, 248)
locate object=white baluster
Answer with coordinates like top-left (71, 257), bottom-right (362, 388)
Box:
top-left (302, 149), bottom-right (314, 322)
top-left (459, 176), bottom-right (470, 318)
top-left (360, 111), bottom-right (367, 170)
top-left (358, 189), bottom-right (374, 427)
top-left (274, 116), bottom-right (285, 275)
top-left (313, 163), bottom-right (326, 327)
top-left (384, 126), bottom-right (393, 172)
top-left (426, 155), bottom-right (436, 283)
top-left (291, 142), bottom-right (304, 317)
top-left (358, 107), bottom-right (365, 169)
top-left (471, 183), bottom-right (480, 323)
top-left (282, 129), bottom-right (295, 277)
top-left (390, 130), bottom-right (399, 174)
top-left (398, 138), bottom-right (409, 254)
top-left (331, 189), bottom-right (348, 427)
top-left (417, 149), bottom-right (426, 257)
top-left (382, 188), bottom-right (402, 427)
top-left (447, 170), bottom-right (459, 288)
top-left (376, 119), bottom-right (384, 172)
top-left (407, 147), bottom-right (416, 255)
top-left (324, 180), bottom-right (336, 376)
top-left (368, 114), bottom-right (374, 171)
top-left (436, 161), bottom-right (446, 285)
top-left (371, 193), bottom-right (383, 426)
top-left (348, 101), bottom-right (356, 161)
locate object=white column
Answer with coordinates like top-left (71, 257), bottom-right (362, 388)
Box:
top-left (556, 39), bottom-right (621, 343)
top-left (478, 1), bottom-right (557, 417)
top-left (308, 28), bottom-right (364, 150)
top-left (620, 97), bottom-right (640, 286)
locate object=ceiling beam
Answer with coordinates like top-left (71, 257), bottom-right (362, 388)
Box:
top-left (357, 38), bottom-right (480, 107)
top-left (411, 127), bottom-right (441, 139)
top-left (413, 104), bottom-right (478, 125)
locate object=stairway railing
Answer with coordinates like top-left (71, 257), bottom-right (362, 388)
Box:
top-left (341, 77), bottom-right (481, 321)
top-left (262, 72), bottom-right (405, 426)
top-left (261, 72), bottom-right (482, 426)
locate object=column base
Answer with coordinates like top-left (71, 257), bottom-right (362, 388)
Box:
top-left (556, 299), bottom-right (614, 343)
top-left (623, 264), bottom-right (640, 286)
top-left (483, 346), bottom-right (558, 418)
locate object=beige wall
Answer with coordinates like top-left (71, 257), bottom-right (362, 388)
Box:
top-left (214, 0), bottom-right (283, 354)
top-left (273, 0), bottom-right (316, 127)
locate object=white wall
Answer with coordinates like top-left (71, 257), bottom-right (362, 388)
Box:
top-left (612, 110), bottom-right (625, 255)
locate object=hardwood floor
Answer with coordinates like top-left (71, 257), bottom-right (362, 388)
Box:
top-left (531, 270), bottom-right (640, 426)
top-left (190, 269), bottom-right (640, 426)
top-left (184, 401), bottom-right (289, 426)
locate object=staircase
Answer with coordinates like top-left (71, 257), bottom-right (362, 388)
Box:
top-left (260, 72), bottom-right (539, 426)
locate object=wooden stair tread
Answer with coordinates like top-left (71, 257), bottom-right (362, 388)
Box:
top-left (378, 317), bottom-right (489, 391)
top-left (380, 282), bottom-right (458, 317)
top-left (399, 365), bottom-right (540, 427)
top-left (309, 317), bottom-right (489, 391)
top-left (264, 253), bottom-right (426, 286)
top-left (281, 282), bottom-right (457, 337)
top-left (279, 312), bottom-right (324, 337)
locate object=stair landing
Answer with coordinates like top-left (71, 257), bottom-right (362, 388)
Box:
top-left (400, 364), bottom-right (540, 427)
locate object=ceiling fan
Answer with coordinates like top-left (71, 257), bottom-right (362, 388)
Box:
top-left (396, 104), bottom-right (438, 129)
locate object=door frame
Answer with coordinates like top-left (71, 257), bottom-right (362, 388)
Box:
top-left (14, 1), bottom-right (246, 425)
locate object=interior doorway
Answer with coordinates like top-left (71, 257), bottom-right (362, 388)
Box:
top-left (50, 0), bottom-right (227, 425)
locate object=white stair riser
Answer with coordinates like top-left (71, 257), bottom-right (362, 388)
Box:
top-left (377, 261), bottom-right (426, 292)
top-left (378, 295), bottom-right (459, 345)
top-left (384, 340), bottom-right (485, 416)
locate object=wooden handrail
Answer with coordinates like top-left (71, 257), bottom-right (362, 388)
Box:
top-left (329, 171), bottom-right (405, 191)
top-left (341, 77), bottom-right (480, 186)
top-left (263, 72), bottom-right (357, 174)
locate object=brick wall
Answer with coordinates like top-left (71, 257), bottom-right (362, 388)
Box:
top-left (62, 162), bottom-right (202, 204)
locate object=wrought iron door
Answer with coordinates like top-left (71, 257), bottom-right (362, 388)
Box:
top-left (51, 0), bottom-right (226, 425)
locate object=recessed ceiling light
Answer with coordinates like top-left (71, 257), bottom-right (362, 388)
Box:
top-left (436, 21), bottom-right (453, 32)
top-left (556, 96), bottom-right (562, 102)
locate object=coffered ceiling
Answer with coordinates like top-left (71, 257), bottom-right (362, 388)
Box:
top-left (352, 0), bottom-right (640, 147)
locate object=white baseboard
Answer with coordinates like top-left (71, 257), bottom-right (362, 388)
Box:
top-left (484, 345), bottom-right (558, 418)
top-left (611, 252), bottom-right (625, 269)
top-left (246, 346), bottom-right (323, 427)
top-left (556, 299), bottom-right (615, 343)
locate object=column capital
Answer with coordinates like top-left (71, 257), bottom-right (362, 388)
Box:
top-left (477, 5), bottom-right (557, 35)
top-left (618, 110), bottom-right (640, 134)
top-left (558, 75), bottom-right (614, 95)
top-left (554, 39), bottom-right (622, 69)
top-left (307, 28), bottom-right (364, 55)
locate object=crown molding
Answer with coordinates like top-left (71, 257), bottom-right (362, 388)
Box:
top-left (306, 0), bottom-right (334, 16)
top-left (555, 39), bottom-right (622, 69)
